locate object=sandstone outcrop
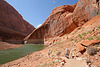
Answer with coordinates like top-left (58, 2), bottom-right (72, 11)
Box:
top-left (76, 42), bottom-right (85, 52)
top-left (73, 0), bottom-right (100, 26)
top-left (26, 0), bottom-right (100, 44)
top-left (0, 0), bottom-right (35, 43)
top-left (76, 40), bottom-right (100, 52)
top-left (80, 40), bottom-right (100, 46)
top-left (25, 4), bottom-right (77, 44)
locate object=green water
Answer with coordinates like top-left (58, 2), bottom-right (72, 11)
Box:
top-left (0, 44), bottom-right (47, 65)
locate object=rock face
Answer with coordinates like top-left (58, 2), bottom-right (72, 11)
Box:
top-left (26, 0), bottom-right (100, 44)
top-left (25, 5), bottom-right (77, 44)
top-left (0, 0), bottom-right (35, 44)
top-left (73, 0), bottom-right (100, 26)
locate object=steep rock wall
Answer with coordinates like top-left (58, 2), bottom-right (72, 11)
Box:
top-left (25, 5), bottom-right (77, 44)
top-left (26, 0), bottom-right (100, 44)
top-left (0, 0), bottom-right (35, 44)
top-left (73, 0), bottom-right (100, 26)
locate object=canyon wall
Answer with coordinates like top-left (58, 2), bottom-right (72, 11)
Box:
top-left (25, 4), bottom-right (77, 44)
top-left (0, 0), bottom-right (35, 44)
top-left (26, 0), bottom-right (100, 44)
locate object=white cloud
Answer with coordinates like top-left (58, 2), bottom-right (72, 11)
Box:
top-left (53, 1), bottom-right (55, 3)
top-left (37, 24), bottom-right (42, 28)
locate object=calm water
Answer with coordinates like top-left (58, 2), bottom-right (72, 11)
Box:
top-left (0, 44), bottom-right (47, 64)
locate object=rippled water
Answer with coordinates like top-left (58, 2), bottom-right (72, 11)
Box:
top-left (0, 44), bottom-right (47, 64)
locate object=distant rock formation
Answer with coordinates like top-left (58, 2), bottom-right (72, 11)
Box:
top-left (25, 0), bottom-right (100, 44)
top-left (0, 0), bottom-right (35, 44)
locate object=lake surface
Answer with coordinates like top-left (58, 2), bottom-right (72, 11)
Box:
top-left (0, 44), bottom-right (46, 64)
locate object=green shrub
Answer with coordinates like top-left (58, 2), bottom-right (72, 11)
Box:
top-left (75, 40), bottom-right (77, 42)
top-left (78, 34), bottom-right (82, 38)
top-left (48, 61), bottom-right (55, 66)
top-left (97, 26), bottom-right (100, 29)
top-left (78, 39), bottom-right (82, 42)
top-left (87, 37), bottom-right (93, 40)
top-left (96, 37), bottom-right (100, 40)
top-left (65, 34), bottom-right (69, 36)
top-left (72, 31), bottom-right (77, 34)
top-left (94, 43), bottom-right (99, 47)
top-left (53, 61), bottom-right (55, 64)
top-left (82, 33), bottom-right (86, 36)
top-left (48, 62), bottom-right (53, 66)
top-left (42, 63), bottom-right (47, 67)
top-left (87, 31), bottom-right (92, 34)
top-left (36, 64), bottom-right (41, 67)
top-left (71, 39), bottom-right (74, 41)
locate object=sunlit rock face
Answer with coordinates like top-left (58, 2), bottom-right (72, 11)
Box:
top-left (73, 0), bottom-right (100, 26)
top-left (25, 4), bottom-right (77, 44)
top-left (26, 0), bottom-right (100, 44)
top-left (0, 0), bottom-right (35, 44)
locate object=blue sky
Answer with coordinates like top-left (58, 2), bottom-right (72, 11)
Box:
top-left (5, 0), bottom-right (78, 28)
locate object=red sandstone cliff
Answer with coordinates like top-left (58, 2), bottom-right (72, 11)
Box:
top-left (25, 0), bottom-right (100, 44)
top-left (73, 0), bottom-right (100, 26)
top-left (25, 4), bottom-right (77, 44)
top-left (0, 0), bottom-right (35, 43)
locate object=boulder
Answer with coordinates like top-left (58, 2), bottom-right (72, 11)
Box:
top-left (80, 40), bottom-right (100, 46)
top-left (87, 46), bottom-right (98, 55)
top-left (76, 40), bottom-right (100, 52)
top-left (75, 42), bottom-right (85, 52)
